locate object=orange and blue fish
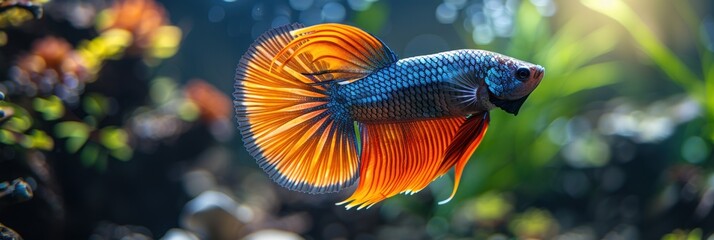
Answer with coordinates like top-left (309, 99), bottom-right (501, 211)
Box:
top-left (234, 23), bottom-right (545, 209)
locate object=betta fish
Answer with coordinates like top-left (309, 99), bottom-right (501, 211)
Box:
top-left (234, 23), bottom-right (544, 209)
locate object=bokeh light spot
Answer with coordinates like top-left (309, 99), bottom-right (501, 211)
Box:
top-left (682, 136), bottom-right (709, 164)
top-left (322, 2), bottom-right (346, 22)
top-left (436, 3), bottom-right (458, 24)
top-left (208, 5), bottom-right (225, 23)
top-left (289, 0), bottom-right (314, 11)
top-left (348, 0), bottom-right (372, 11)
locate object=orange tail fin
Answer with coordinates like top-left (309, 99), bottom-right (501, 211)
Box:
top-left (234, 23), bottom-right (396, 193)
top-left (234, 23), bottom-right (359, 193)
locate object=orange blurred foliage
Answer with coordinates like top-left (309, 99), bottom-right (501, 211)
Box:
top-left (184, 79), bottom-right (232, 123)
top-left (98, 0), bottom-right (169, 54)
top-left (13, 36), bottom-right (90, 96)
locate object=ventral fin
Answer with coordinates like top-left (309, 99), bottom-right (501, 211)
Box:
top-left (271, 23), bottom-right (397, 84)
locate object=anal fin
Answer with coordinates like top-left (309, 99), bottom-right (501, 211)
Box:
top-left (338, 112), bottom-right (490, 209)
top-left (438, 112), bottom-right (490, 204)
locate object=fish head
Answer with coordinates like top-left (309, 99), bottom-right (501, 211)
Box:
top-left (483, 54), bottom-right (545, 115)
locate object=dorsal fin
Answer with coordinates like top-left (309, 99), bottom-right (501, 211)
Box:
top-left (337, 112), bottom-right (490, 209)
top-left (271, 23), bottom-right (397, 84)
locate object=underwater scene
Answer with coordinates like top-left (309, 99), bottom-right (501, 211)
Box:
top-left (0, 0), bottom-right (713, 239)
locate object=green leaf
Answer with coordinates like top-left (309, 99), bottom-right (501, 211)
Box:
top-left (558, 62), bottom-right (621, 96)
top-left (33, 96), bottom-right (65, 121)
top-left (110, 146), bottom-right (133, 161)
top-left (27, 130), bottom-right (54, 150)
top-left (539, 26), bottom-right (618, 73)
top-left (178, 100), bottom-right (199, 121)
top-left (55, 121), bottom-right (91, 153)
top-left (508, 2), bottom-right (548, 57)
top-left (83, 93), bottom-right (110, 119)
top-left (99, 126), bottom-right (128, 150)
top-left (0, 102), bottom-right (32, 132)
top-left (0, 129), bottom-right (17, 144)
top-left (149, 77), bottom-right (178, 104)
top-left (80, 144), bottom-right (99, 167)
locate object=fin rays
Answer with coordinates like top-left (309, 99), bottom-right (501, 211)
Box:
top-left (270, 23), bottom-right (397, 84)
top-left (235, 23), bottom-right (360, 193)
top-left (338, 115), bottom-right (489, 209)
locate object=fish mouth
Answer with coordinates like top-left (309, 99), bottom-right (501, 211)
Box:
top-left (488, 92), bottom-right (530, 115)
top-left (532, 65), bottom-right (545, 80)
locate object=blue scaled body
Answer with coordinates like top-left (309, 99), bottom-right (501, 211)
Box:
top-left (330, 50), bottom-right (492, 123)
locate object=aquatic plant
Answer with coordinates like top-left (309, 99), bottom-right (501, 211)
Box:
top-left (0, 0), bottom-right (228, 238)
top-left (0, 0), bottom-right (45, 27)
top-left (582, 0), bottom-right (713, 142)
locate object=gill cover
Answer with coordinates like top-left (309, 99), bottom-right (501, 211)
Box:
top-left (489, 93), bottom-right (530, 115)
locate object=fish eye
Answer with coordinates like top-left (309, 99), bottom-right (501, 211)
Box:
top-left (515, 67), bottom-right (530, 81)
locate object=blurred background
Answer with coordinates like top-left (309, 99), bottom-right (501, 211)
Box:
top-left (0, 0), bottom-right (712, 239)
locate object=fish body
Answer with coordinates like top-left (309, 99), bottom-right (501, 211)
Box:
top-left (335, 50), bottom-right (542, 123)
top-left (335, 51), bottom-right (476, 123)
top-left (234, 23), bottom-right (544, 209)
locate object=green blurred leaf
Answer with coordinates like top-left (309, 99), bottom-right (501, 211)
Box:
top-left (33, 96), bottom-right (65, 121)
top-left (80, 143), bottom-right (99, 167)
top-left (150, 77), bottom-right (177, 104)
top-left (110, 146), bottom-right (133, 161)
top-left (539, 26), bottom-right (618, 73)
top-left (20, 129), bottom-right (54, 150)
top-left (508, 208), bottom-right (557, 239)
top-left (0, 129), bottom-right (17, 144)
top-left (662, 228), bottom-right (702, 240)
top-left (0, 102), bottom-right (32, 132)
top-left (529, 133), bottom-right (559, 166)
top-left (508, 2), bottom-right (549, 57)
top-left (55, 121), bottom-right (90, 138)
top-left (27, 130), bottom-right (54, 150)
top-left (149, 26), bottom-right (182, 59)
top-left (558, 62), bottom-right (621, 96)
top-left (178, 100), bottom-right (199, 121)
top-left (83, 93), bottom-right (110, 118)
top-left (99, 126), bottom-right (128, 150)
top-left (472, 192), bottom-right (512, 222)
top-left (55, 121), bottom-right (91, 153)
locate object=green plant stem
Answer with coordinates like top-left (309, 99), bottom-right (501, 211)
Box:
top-left (583, 0), bottom-right (704, 101)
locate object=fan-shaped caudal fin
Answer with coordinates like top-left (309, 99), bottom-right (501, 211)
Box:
top-left (271, 23), bottom-right (397, 84)
top-left (235, 23), bottom-right (361, 193)
top-left (337, 112), bottom-right (490, 210)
